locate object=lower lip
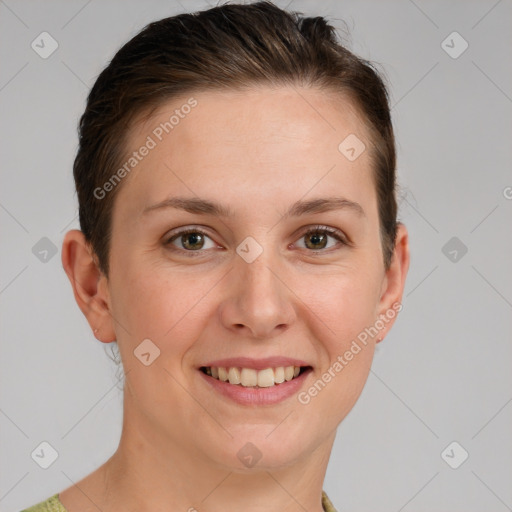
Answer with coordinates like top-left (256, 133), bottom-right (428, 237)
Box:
top-left (198, 369), bottom-right (312, 406)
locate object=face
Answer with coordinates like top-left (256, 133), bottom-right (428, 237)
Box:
top-left (101, 86), bottom-right (404, 470)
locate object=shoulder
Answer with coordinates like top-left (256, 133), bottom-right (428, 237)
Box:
top-left (19, 493), bottom-right (68, 512)
top-left (21, 491), bottom-right (334, 512)
top-left (321, 490), bottom-right (338, 512)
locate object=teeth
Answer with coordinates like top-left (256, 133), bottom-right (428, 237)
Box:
top-left (284, 366), bottom-right (294, 381)
top-left (257, 368), bottom-right (274, 387)
top-left (228, 367), bottom-right (241, 385)
top-left (274, 367), bottom-right (285, 384)
top-left (204, 365), bottom-right (304, 387)
top-left (241, 368), bottom-right (258, 387)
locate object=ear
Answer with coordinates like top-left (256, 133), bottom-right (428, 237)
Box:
top-left (61, 229), bottom-right (116, 343)
top-left (375, 222), bottom-right (410, 343)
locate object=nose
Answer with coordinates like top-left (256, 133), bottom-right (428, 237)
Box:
top-left (219, 251), bottom-right (297, 340)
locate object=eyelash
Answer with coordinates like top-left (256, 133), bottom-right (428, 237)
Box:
top-left (164, 225), bottom-right (348, 257)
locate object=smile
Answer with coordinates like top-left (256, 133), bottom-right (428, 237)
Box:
top-left (200, 365), bottom-right (311, 388)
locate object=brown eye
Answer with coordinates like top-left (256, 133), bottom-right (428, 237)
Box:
top-left (165, 228), bottom-right (216, 253)
top-left (304, 231), bottom-right (328, 250)
top-left (180, 232), bottom-right (205, 250)
top-left (296, 226), bottom-right (346, 252)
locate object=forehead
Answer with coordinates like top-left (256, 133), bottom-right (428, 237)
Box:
top-left (132, 85), bottom-right (369, 155)
top-left (115, 86), bottom-right (377, 220)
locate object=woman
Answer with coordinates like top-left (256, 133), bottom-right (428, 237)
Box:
top-left (22, 1), bottom-right (409, 511)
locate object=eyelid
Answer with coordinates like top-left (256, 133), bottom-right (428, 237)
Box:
top-left (163, 226), bottom-right (219, 252)
top-left (293, 225), bottom-right (349, 252)
top-left (300, 225), bottom-right (349, 244)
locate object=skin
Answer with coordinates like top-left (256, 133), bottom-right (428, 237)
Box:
top-left (61, 86), bottom-right (409, 512)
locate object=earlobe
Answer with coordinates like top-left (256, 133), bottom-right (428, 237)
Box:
top-left (61, 229), bottom-right (116, 343)
top-left (376, 223), bottom-right (410, 342)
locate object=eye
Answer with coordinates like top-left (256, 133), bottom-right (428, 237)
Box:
top-left (294, 225), bottom-right (347, 252)
top-left (164, 225), bottom-right (348, 257)
top-left (165, 227), bottom-right (217, 254)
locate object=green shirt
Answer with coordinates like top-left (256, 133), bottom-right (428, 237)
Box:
top-left (21, 490), bottom-right (337, 511)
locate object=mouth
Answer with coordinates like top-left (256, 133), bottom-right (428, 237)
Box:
top-left (199, 365), bottom-right (313, 388)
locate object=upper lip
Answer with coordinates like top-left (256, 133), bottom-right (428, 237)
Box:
top-left (200, 357), bottom-right (311, 371)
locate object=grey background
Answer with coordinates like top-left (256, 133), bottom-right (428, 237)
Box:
top-left (1, 0), bottom-right (511, 511)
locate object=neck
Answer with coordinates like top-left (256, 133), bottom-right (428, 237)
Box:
top-left (95, 408), bottom-right (335, 512)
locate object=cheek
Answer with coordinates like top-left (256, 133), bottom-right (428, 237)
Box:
top-left (110, 253), bottom-right (382, 337)
top-left (301, 275), bottom-right (379, 413)
top-left (309, 269), bottom-right (382, 344)
top-left (109, 260), bottom-right (214, 356)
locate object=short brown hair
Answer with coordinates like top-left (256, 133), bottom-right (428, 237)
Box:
top-left (74, 0), bottom-right (398, 275)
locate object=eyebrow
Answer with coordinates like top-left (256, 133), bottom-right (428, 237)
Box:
top-left (143, 196), bottom-right (366, 219)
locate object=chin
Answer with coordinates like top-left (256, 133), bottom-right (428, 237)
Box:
top-left (208, 428), bottom-right (313, 472)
